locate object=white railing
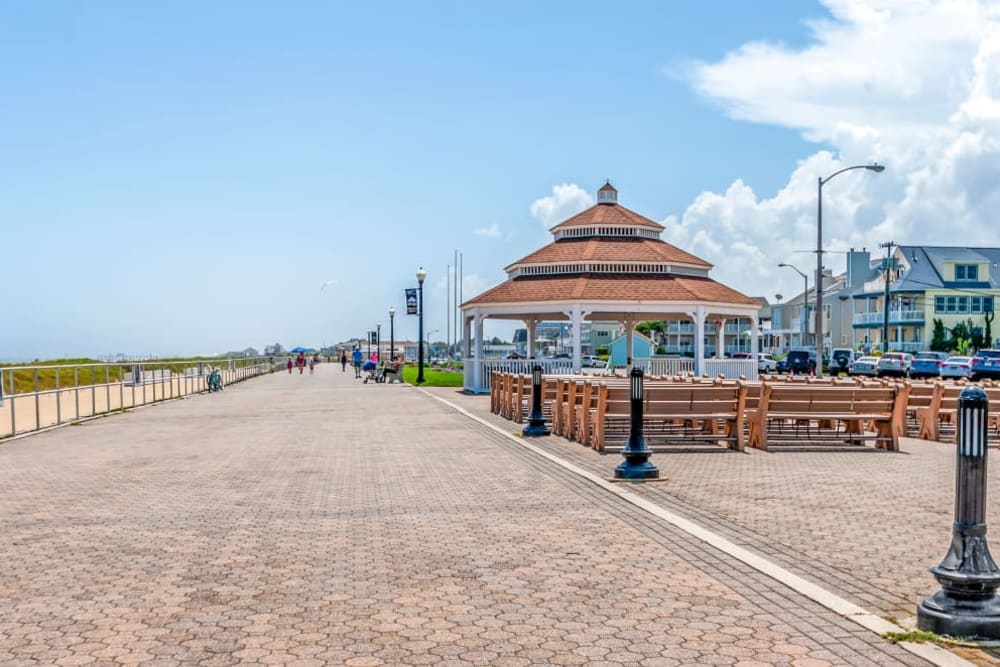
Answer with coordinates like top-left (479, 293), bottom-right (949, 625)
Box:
top-left (853, 310), bottom-right (924, 325)
top-left (705, 359), bottom-right (758, 381)
top-left (465, 358), bottom-right (575, 393)
top-left (632, 357), bottom-right (694, 376)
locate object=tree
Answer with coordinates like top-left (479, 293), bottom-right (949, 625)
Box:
top-left (490, 336), bottom-right (503, 345)
top-left (986, 311), bottom-right (995, 349)
top-left (930, 319), bottom-right (948, 352)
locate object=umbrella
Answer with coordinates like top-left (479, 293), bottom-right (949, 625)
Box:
top-left (289, 346), bottom-right (308, 353)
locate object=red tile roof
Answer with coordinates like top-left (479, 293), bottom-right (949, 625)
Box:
top-left (506, 238), bottom-right (711, 270)
top-left (550, 203), bottom-right (665, 231)
top-left (464, 274), bottom-right (759, 307)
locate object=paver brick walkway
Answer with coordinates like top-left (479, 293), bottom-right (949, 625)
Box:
top-left (0, 369), bottom-right (978, 665)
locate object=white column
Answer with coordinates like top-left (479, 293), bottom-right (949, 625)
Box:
top-left (571, 305), bottom-right (582, 373)
top-left (474, 310), bottom-right (485, 391)
top-left (750, 316), bottom-right (759, 356)
top-left (715, 319), bottom-right (726, 359)
top-left (463, 315), bottom-right (472, 358)
top-left (526, 318), bottom-right (537, 359)
top-left (691, 307), bottom-right (707, 376)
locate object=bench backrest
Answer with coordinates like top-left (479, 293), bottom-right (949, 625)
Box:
top-left (762, 384), bottom-right (896, 416)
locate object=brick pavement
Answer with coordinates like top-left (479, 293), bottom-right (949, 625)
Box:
top-left (0, 368), bottom-right (971, 665)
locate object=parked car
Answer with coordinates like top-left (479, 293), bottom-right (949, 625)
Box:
top-left (848, 356), bottom-right (880, 377)
top-left (827, 348), bottom-right (855, 375)
top-left (775, 357), bottom-right (789, 374)
top-left (971, 349), bottom-right (1000, 380)
top-left (941, 356), bottom-right (974, 379)
top-left (784, 349), bottom-right (816, 375)
top-left (876, 352), bottom-right (913, 377)
top-left (581, 355), bottom-right (604, 368)
top-left (910, 351), bottom-right (949, 378)
top-left (756, 353), bottom-right (777, 373)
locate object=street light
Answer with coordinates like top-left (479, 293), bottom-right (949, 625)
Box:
top-left (416, 267), bottom-right (427, 383)
top-left (376, 322), bottom-right (381, 362)
top-left (778, 263), bottom-right (809, 349)
top-left (426, 329), bottom-right (439, 361)
top-left (816, 163), bottom-right (885, 376)
top-left (388, 306), bottom-right (396, 362)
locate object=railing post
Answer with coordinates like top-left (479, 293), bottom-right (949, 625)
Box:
top-left (918, 385), bottom-right (1000, 638)
top-left (614, 367), bottom-right (659, 480)
top-left (522, 365), bottom-right (550, 437)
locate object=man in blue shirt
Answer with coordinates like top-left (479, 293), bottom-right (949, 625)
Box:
top-left (351, 347), bottom-right (363, 379)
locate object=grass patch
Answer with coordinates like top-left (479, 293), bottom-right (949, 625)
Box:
top-left (401, 365), bottom-right (464, 387)
top-left (882, 629), bottom-right (956, 645)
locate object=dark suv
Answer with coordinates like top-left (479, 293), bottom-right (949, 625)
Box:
top-left (971, 349), bottom-right (1000, 380)
top-left (785, 349), bottom-right (816, 374)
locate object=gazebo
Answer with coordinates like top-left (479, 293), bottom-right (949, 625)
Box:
top-left (460, 182), bottom-right (762, 392)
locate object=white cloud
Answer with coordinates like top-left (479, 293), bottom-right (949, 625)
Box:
top-left (474, 223), bottom-right (502, 239)
top-left (668, 0), bottom-right (1000, 302)
top-left (530, 183), bottom-right (594, 228)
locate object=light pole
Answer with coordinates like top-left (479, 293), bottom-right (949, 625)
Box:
top-left (778, 264), bottom-right (809, 349)
top-left (426, 329), bottom-right (439, 362)
top-left (388, 307), bottom-right (395, 361)
top-left (416, 267), bottom-right (426, 383)
top-left (376, 322), bottom-right (381, 362)
top-left (816, 163), bottom-right (885, 376)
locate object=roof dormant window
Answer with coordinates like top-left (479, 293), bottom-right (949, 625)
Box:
top-left (955, 264), bottom-right (979, 281)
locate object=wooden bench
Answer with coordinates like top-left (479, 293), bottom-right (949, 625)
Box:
top-left (592, 382), bottom-right (747, 452)
top-left (918, 383), bottom-right (1000, 443)
top-left (749, 383), bottom-right (909, 451)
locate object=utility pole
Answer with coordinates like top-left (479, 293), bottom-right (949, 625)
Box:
top-left (879, 241), bottom-right (896, 353)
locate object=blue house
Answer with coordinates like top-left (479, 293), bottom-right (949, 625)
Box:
top-left (608, 331), bottom-right (654, 367)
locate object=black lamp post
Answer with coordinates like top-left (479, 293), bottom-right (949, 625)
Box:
top-left (816, 163), bottom-right (885, 376)
top-left (918, 386), bottom-right (1000, 638)
top-left (614, 366), bottom-right (659, 480)
top-left (389, 306), bottom-right (395, 361)
top-left (416, 267), bottom-right (426, 384)
top-left (366, 331), bottom-right (372, 360)
top-left (522, 364), bottom-right (550, 436)
top-left (376, 322), bottom-right (381, 362)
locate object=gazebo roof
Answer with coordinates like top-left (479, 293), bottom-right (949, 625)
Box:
top-left (549, 202), bottom-right (664, 232)
top-left (505, 237), bottom-right (710, 272)
top-left (463, 274), bottom-right (759, 307)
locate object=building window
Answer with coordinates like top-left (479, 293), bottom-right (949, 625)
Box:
top-left (955, 264), bottom-right (979, 281)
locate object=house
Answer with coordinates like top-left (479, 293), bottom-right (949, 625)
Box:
top-left (848, 246), bottom-right (1000, 353)
top-left (608, 331), bottom-right (654, 367)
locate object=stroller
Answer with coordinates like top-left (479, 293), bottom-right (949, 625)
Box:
top-left (361, 359), bottom-right (378, 383)
top-left (207, 367), bottom-right (223, 392)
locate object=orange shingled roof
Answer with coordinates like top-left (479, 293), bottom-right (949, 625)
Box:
top-left (505, 238), bottom-right (711, 270)
top-left (463, 274), bottom-right (759, 307)
top-left (549, 203), bottom-right (665, 231)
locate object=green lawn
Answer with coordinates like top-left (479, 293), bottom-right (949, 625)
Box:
top-left (401, 365), bottom-right (465, 387)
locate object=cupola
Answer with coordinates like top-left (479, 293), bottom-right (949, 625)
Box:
top-left (597, 180), bottom-right (618, 205)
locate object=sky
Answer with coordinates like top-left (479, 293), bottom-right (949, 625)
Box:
top-left (4, 1), bottom-right (1000, 360)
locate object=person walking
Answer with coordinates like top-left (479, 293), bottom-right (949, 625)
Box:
top-left (286, 355), bottom-right (294, 374)
top-left (308, 355), bottom-right (315, 374)
top-left (340, 349), bottom-right (348, 373)
top-left (296, 352), bottom-right (306, 375)
top-left (352, 346), bottom-right (363, 379)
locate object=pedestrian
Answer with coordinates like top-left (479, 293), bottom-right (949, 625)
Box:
top-left (286, 355), bottom-right (294, 374)
top-left (296, 352), bottom-right (306, 374)
top-left (340, 349), bottom-right (348, 373)
top-left (308, 356), bottom-right (315, 374)
top-left (352, 346), bottom-right (363, 378)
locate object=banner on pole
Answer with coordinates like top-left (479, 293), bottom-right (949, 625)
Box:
top-left (405, 288), bottom-right (418, 315)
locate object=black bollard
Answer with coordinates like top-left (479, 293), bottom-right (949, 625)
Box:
top-left (614, 366), bottom-right (659, 480)
top-left (522, 365), bottom-right (551, 437)
top-left (917, 385), bottom-right (1000, 638)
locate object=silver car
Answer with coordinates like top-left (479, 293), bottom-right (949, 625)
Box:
top-left (877, 352), bottom-right (913, 378)
top-left (940, 356), bottom-right (973, 379)
top-left (849, 356), bottom-right (880, 376)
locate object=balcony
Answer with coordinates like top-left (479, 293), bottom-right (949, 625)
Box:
top-left (853, 310), bottom-right (924, 326)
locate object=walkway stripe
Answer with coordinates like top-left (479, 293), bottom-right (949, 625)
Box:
top-left (424, 389), bottom-right (975, 667)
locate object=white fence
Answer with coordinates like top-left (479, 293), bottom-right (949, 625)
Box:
top-left (464, 356), bottom-right (757, 393)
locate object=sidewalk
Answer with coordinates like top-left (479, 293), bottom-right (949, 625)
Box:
top-left (0, 367), bottom-right (987, 665)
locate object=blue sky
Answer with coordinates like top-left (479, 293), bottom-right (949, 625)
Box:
top-left (5, 1), bottom-right (999, 360)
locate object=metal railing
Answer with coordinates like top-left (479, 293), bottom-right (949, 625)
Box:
top-left (0, 356), bottom-right (272, 439)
